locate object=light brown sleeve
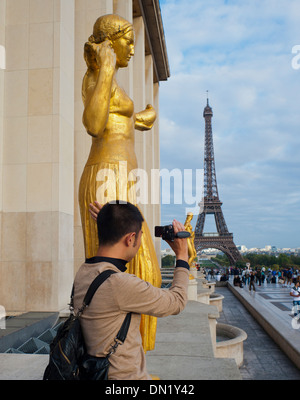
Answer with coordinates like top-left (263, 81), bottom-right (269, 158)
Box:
top-left (111, 267), bottom-right (189, 317)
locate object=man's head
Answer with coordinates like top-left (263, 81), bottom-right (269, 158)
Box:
top-left (97, 201), bottom-right (144, 259)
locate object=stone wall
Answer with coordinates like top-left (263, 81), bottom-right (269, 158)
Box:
top-left (0, 0), bottom-right (163, 313)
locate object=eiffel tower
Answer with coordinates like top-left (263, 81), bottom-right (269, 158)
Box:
top-left (194, 98), bottom-right (241, 265)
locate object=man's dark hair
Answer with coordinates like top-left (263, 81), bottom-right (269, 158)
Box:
top-left (97, 201), bottom-right (144, 246)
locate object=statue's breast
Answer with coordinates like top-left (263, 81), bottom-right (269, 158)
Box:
top-left (110, 84), bottom-right (134, 118)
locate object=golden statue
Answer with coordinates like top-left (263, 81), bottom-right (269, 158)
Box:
top-left (184, 213), bottom-right (197, 267)
top-left (78, 14), bottom-right (161, 352)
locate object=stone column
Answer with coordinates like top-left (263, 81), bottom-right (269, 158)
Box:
top-left (0, 0), bottom-right (6, 267)
top-left (0, 0), bottom-right (75, 312)
top-left (132, 15), bottom-right (147, 218)
top-left (152, 82), bottom-right (161, 264)
top-left (144, 55), bottom-right (154, 238)
top-left (113, 0), bottom-right (133, 99)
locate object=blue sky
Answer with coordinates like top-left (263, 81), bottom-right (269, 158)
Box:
top-left (158, 0), bottom-right (300, 249)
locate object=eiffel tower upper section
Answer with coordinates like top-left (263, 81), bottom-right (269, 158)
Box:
top-left (194, 98), bottom-right (241, 264)
top-left (203, 99), bottom-right (220, 202)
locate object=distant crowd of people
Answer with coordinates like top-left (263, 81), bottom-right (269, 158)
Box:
top-left (205, 267), bottom-right (300, 287)
top-left (230, 266), bottom-right (300, 290)
top-left (204, 266), bottom-right (300, 319)
top-left (204, 268), bottom-right (229, 283)
top-left (204, 266), bottom-right (300, 289)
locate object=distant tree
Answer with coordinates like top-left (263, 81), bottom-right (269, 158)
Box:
top-left (235, 260), bottom-right (247, 268)
top-left (268, 255), bottom-right (278, 266)
top-left (278, 253), bottom-right (290, 267)
top-left (161, 255), bottom-right (175, 267)
top-left (237, 253), bottom-right (300, 271)
top-left (212, 254), bottom-right (229, 267)
top-left (290, 255), bottom-right (300, 266)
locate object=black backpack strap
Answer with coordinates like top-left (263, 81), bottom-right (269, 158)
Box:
top-left (73, 270), bottom-right (117, 316)
top-left (85, 270), bottom-right (132, 344)
top-left (108, 312), bottom-right (132, 356)
top-left (116, 312), bottom-right (132, 343)
top-left (69, 285), bottom-right (75, 310)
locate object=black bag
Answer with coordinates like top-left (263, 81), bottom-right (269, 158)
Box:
top-left (43, 270), bottom-right (131, 380)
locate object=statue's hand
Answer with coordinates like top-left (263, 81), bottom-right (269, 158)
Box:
top-left (93, 40), bottom-right (116, 70)
top-left (135, 104), bottom-right (156, 131)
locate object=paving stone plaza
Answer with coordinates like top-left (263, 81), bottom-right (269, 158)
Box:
top-left (217, 282), bottom-right (300, 380)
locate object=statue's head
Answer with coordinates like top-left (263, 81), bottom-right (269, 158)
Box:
top-left (90, 14), bottom-right (133, 44)
top-left (85, 14), bottom-right (134, 69)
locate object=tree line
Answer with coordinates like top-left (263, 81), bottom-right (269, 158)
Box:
top-left (212, 253), bottom-right (300, 270)
top-left (162, 252), bottom-right (300, 270)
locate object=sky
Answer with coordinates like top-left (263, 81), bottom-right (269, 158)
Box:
top-left (157, 0), bottom-right (300, 250)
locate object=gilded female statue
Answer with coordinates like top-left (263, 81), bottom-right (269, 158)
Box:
top-left (184, 213), bottom-right (197, 267)
top-left (79, 14), bottom-right (161, 351)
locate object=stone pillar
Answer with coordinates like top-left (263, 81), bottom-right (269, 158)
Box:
top-left (0, 0), bottom-right (75, 312)
top-left (187, 278), bottom-right (198, 301)
top-left (113, 0), bottom-right (133, 96)
top-left (144, 55), bottom-right (154, 239)
top-left (152, 82), bottom-right (161, 265)
top-left (209, 315), bottom-right (217, 356)
top-left (0, 0), bottom-right (6, 268)
top-left (132, 16), bottom-right (161, 263)
top-left (132, 15), bottom-right (146, 217)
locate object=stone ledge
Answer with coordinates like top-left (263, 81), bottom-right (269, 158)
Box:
top-left (147, 355), bottom-right (241, 380)
top-left (0, 353), bottom-right (47, 380)
top-left (146, 301), bottom-right (241, 380)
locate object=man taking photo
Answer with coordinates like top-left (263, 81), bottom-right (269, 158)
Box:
top-left (73, 201), bottom-right (189, 380)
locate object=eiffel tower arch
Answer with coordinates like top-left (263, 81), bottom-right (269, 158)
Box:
top-left (194, 98), bottom-right (241, 265)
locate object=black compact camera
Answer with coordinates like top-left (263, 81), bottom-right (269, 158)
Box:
top-left (154, 225), bottom-right (190, 241)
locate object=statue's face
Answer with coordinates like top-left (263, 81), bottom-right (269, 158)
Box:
top-left (112, 29), bottom-right (134, 68)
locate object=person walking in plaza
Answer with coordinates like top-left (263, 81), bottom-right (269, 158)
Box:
top-left (266, 269), bottom-right (273, 284)
top-left (290, 281), bottom-right (300, 319)
top-left (261, 268), bottom-right (265, 284)
top-left (256, 269), bottom-right (262, 286)
top-left (287, 268), bottom-right (294, 288)
top-left (244, 268), bottom-right (250, 286)
top-left (282, 268), bottom-right (288, 287)
top-left (241, 268), bottom-right (246, 285)
top-left (249, 271), bottom-right (256, 292)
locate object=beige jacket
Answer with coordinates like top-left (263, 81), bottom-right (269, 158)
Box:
top-left (73, 260), bottom-right (189, 380)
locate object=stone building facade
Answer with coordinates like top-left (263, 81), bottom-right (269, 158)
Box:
top-left (0, 0), bottom-right (169, 313)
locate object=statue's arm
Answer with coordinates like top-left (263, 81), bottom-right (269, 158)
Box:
top-left (82, 41), bottom-right (116, 137)
top-left (135, 104), bottom-right (156, 131)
